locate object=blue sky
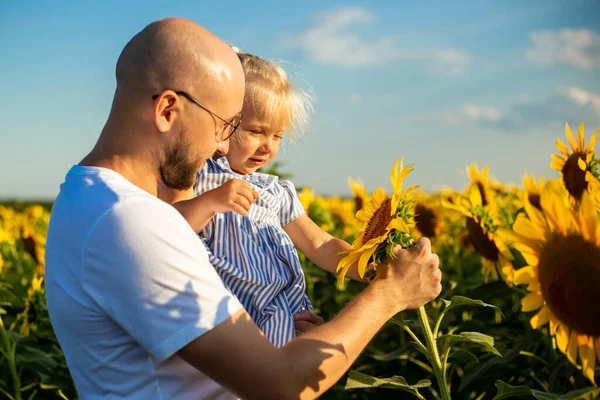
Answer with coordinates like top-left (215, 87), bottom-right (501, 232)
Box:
top-left (1, 0), bottom-right (599, 199)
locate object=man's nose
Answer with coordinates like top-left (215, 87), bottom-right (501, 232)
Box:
top-left (214, 139), bottom-right (230, 158)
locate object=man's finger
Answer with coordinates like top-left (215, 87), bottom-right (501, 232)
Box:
top-left (409, 237), bottom-right (431, 256)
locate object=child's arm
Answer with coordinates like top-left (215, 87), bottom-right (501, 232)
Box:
top-left (284, 214), bottom-right (366, 282)
top-left (159, 179), bottom-right (259, 233)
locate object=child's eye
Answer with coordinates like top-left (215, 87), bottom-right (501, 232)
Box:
top-left (274, 135), bottom-right (283, 140)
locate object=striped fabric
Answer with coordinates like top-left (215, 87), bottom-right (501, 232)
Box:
top-left (195, 158), bottom-right (312, 347)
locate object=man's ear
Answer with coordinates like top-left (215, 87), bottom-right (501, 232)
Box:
top-left (154, 91), bottom-right (180, 133)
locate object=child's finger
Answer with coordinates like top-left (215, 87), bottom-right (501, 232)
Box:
top-left (294, 320), bottom-right (319, 334)
top-left (234, 195), bottom-right (252, 212)
top-left (230, 203), bottom-right (249, 216)
top-left (238, 187), bottom-right (257, 204)
top-left (293, 310), bottom-right (325, 325)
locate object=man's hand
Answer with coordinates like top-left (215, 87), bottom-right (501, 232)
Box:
top-left (205, 179), bottom-right (259, 216)
top-left (294, 310), bottom-right (325, 336)
top-left (373, 237), bottom-right (442, 312)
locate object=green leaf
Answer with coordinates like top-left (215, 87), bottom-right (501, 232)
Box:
top-left (437, 331), bottom-right (502, 356)
top-left (493, 380), bottom-right (600, 400)
top-left (39, 384), bottom-right (59, 390)
top-left (447, 349), bottom-right (479, 364)
top-left (368, 347), bottom-right (406, 362)
top-left (442, 296), bottom-right (504, 317)
top-left (346, 371), bottom-right (431, 395)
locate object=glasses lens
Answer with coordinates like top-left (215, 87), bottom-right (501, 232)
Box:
top-left (223, 113), bottom-right (243, 141)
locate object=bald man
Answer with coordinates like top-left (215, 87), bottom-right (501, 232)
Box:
top-left (45, 18), bottom-right (442, 399)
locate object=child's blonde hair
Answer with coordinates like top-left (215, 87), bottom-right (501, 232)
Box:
top-left (235, 50), bottom-right (314, 140)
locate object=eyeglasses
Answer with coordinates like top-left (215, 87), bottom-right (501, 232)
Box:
top-left (152, 91), bottom-right (243, 141)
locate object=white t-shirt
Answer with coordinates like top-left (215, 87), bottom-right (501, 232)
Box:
top-left (45, 165), bottom-right (243, 399)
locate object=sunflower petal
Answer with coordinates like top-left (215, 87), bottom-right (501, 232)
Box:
top-left (578, 156), bottom-right (587, 172)
top-left (530, 306), bottom-right (551, 329)
top-left (566, 329), bottom-right (580, 366)
top-left (357, 245), bottom-right (378, 278)
top-left (513, 216), bottom-right (545, 242)
top-left (522, 292), bottom-right (544, 312)
top-left (586, 129), bottom-right (599, 152)
top-left (556, 138), bottom-right (570, 157)
top-left (387, 218), bottom-right (409, 233)
top-left (514, 266), bottom-right (536, 285)
top-left (556, 325), bottom-right (571, 353)
top-left (469, 186), bottom-right (483, 208)
top-left (520, 249), bottom-right (539, 266)
top-left (565, 123), bottom-right (578, 151)
top-left (390, 158), bottom-right (401, 189)
top-left (528, 280), bottom-right (541, 292)
top-left (550, 153), bottom-right (566, 171)
top-left (578, 123), bottom-right (585, 150)
top-left (467, 164), bottom-right (478, 182)
top-left (578, 192), bottom-right (598, 241)
top-left (524, 198), bottom-right (547, 232)
top-left (336, 251), bottom-right (361, 273)
top-left (373, 188), bottom-right (387, 204)
top-left (579, 335), bottom-right (597, 385)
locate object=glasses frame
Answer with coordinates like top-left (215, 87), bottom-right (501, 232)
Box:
top-left (152, 91), bottom-right (243, 141)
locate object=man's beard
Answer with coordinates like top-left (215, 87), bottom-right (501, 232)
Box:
top-left (159, 132), bottom-right (203, 191)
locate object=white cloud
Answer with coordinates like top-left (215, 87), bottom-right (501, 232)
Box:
top-left (279, 7), bottom-right (470, 74)
top-left (349, 94), bottom-right (362, 104)
top-left (526, 28), bottom-right (600, 70)
top-left (559, 86), bottom-right (600, 121)
top-left (461, 104), bottom-right (502, 122)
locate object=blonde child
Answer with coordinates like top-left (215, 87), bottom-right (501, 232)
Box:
top-left (167, 51), bottom-right (362, 347)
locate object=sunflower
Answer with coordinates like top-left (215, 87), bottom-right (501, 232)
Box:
top-left (413, 189), bottom-right (439, 239)
top-left (499, 180), bottom-right (600, 385)
top-left (336, 159), bottom-right (417, 286)
top-left (443, 186), bottom-right (515, 283)
top-left (467, 165), bottom-right (494, 207)
top-left (550, 123), bottom-right (600, 206)
top-left (348, 178), bottom-right (371, 213)
top-left (522, 174), bottom-right (545, 212)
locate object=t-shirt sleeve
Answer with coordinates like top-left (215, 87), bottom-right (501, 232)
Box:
top-left (278, 180), bottom-right (305, 226)
top-left (81, 198), bottom-right (242, 362)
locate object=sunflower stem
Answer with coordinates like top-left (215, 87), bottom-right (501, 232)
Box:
top-left (0, 315), bottom-right (22, 400)
top-left (418, 306), bottom-right (451, 400)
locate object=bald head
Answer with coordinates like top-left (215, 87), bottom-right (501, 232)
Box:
top-left (115, 18), bottom-right (244, 102)
top-left (83, 18), bottom-right (245, 195)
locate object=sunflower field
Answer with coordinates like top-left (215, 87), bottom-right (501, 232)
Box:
top-left (2, 123), bottom-right (600, 399)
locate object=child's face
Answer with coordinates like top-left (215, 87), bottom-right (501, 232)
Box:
top-left (227, 105), bottom-right (286, 175)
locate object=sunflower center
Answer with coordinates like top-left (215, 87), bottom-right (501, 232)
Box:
top-left (354, 196), bottom-right (364, 213)
top-left (538, 234), bottom-right (600, 336)
top-left (466, 218), bottom-right (499, 261)
top-left (415, 204), bottom-right (437, 237)
top-left (363, 197), bottom-right (393, 242)
top-left (562, 151), bottom-right (588, 201)
top-left (476, 183), bottom-right (488, 206)
top-left (528, 194), bottom-right (542, 211)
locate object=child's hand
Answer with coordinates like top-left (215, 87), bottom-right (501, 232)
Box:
top-left (207, 179), bottom-right (259, 216)
top-left (293, 310), bottom-right (325, 336)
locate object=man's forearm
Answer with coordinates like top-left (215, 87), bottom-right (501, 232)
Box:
top-left (279, 280), bottom-right (397, 399)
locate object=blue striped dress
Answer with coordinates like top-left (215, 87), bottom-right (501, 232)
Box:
top-left (195, 158), bottom-right (313, 347)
